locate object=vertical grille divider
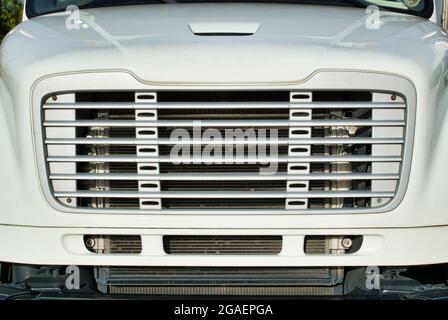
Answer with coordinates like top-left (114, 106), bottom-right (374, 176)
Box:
top-left (135, 92), bottom-right (161, 209)
top-left (286, 92), bottom-right (313, 209)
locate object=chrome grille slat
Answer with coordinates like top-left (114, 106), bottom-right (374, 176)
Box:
top-left (47, 155), bottom-right (402, 162)
top-left (54, 190), bottom-right (395, 198)
top-left (46, 137), bottom-right (404, 145)
top-left (43, 101), bottom-right (405, 109)
top-left (44, 119), bottom-right (405, 127)
top-left (50, 173), bottom-right (400, 181)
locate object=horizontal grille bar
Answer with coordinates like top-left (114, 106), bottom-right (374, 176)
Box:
top-left (44, 119), bottom-right (405, 127)
top-left (54, 190), bottom-right (395, 198)
top-left (43, 101), bottom-right (405, 110)
top-left (47, 155), bottom-right (402, 163)
top-left (45, 137), bottom-right (404, 145)
top-left (50, 173), bottom-right (399, 181)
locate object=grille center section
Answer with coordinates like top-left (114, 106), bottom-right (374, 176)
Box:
top-left (43, 90), bottom-right (406, 212)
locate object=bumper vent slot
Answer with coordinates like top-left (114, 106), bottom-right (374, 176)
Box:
top-left (84, 235), bottom-right (142, 254)
top-left (163, 236), bottom-right (282, 255)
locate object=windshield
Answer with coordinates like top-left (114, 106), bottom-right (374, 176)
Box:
top-left (26, 0), bottom-right (434, 19)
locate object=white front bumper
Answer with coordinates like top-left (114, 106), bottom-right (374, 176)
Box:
top-left (0, 224), bottom-right (447, 266)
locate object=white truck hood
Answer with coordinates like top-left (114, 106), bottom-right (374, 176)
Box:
top-left (1, 3), bottom-right (447, 84)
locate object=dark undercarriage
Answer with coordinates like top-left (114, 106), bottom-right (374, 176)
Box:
top-left (1, 263), bottom-right (448, 300)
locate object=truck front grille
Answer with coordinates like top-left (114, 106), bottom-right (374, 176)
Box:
top-left (41, 88), bottom-right (409, 213)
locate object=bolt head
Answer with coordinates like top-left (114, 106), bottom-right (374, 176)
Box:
top-left (85, 238), bottom-right (96, 249)
top-left (342, 238), bottom-right (353, 249)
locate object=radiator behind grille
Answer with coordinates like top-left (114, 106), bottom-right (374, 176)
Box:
top-left (96, 267), bottom-right (344, 296)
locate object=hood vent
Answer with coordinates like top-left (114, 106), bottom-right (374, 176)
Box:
top-left (188, 22), bottom-right (260, 36)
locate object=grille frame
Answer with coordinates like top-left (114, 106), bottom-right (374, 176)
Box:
top-left (32, 71), bottom-right (416, 215)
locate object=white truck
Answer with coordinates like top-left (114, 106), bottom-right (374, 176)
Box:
top-left (1, 0), bottom-right (448, 298)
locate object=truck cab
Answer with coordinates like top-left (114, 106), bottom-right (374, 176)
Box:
top-left (1, 0), bottom-right (448, 298)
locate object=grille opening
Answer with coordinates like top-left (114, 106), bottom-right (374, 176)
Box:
top-left (77, 180), bottom-right (139, 191)
top-left (160, 163), bottom-right (287, 173)
top-left (77, 162), bottom-right (138, 174)
top-left (75, 91), bottom-right (134, 102)
top-left (162, 198), bottom-right (285, 209)
top-left (312, 91), bottom-right (372, 102)
top-left (159, 145), bottom-right (288, 156)
top-left (79, 198), bottom-right (140, 209)
top-left (157, 91), bottom-right (290, 102)
top-left (158, 127), bottom-right (289, 139)
top-left (76, 145), bottom-right (137, 155)
top-left (309, 180), bottom-right (372, 191)
top-left (163, 236), bottom-right (282, 255)
top-left (158, 108), bottom-right (289, 120)
top-left (310, 144), bottom-right (372, 156)
top-left (76, 127), bottom-right (136, 139)
top-left (310, 162), bottom-right (371, 174)
top-left (312, 109), bottom-right (372, 120)
top-left (312, 127), bottom-right (372, 138)
top-left (161, 181), bottom-right (286, 192)
top-left (308, 198), bottom-right (372, 209)
top-left (84, 235), bottom-right (142, 254)
top-left (76, 109), bottom-right (135, 120)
